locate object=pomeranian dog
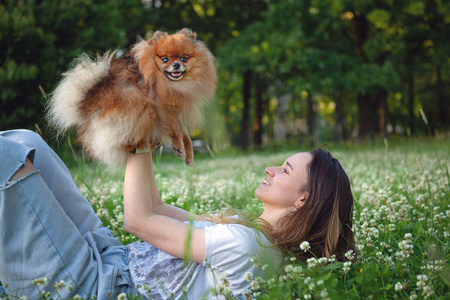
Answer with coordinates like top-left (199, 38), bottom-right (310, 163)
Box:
top-left (47, 28), bottom-right (217, 168)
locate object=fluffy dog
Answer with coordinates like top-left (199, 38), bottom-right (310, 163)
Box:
top-left (47, 28), bottom-right (217, 168)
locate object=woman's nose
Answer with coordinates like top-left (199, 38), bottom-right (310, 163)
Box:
top-left (265, 167), bottom-right (275, 176)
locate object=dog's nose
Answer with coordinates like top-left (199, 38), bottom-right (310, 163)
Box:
top-left (173, 62), bottom-right (181, 70)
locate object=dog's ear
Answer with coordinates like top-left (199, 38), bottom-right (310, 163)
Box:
top-left (150, 31), bottom-right (168, 44)
top-left (130, 38), bottom-right (152, 61)
top-left (178, 28), bottom-right (197, 41)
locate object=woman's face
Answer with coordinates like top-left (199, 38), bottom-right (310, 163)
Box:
top-left (255, 152), bottom-right (313, 210)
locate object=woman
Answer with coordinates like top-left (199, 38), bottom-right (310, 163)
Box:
top-left (0, 129), bottom-right (353, 299)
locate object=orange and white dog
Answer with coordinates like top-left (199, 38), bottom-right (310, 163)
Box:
top-left (47, 28), bottom-right (217, 168)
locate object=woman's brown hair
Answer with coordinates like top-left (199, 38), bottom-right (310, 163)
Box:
top-left (200, 148), bottom-right (354, 261)
top-left (269, 148), bottom-right (354, 261)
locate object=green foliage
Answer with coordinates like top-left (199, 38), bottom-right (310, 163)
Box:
top-left (0, 0), bottom-right (126, 129)
top-left (1, 0), bottom-right (449, 144)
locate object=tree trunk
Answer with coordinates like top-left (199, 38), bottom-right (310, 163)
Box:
top-left (306, 91), bottom-right (316, 147)
top-left (333, 91), bottom-right (345, 143)
top-left (253, 73), bottom-right (264, 148)
top-left (407, 77), bottom-right (415, 136)
top-left (357, 94), bottom-right (378, 139)
top-left (377, 89), bottom-right (389, 136)
top-left (436, 66), bottom-right (447, 131)
top-left (239, 70), bottom-right (252, 150)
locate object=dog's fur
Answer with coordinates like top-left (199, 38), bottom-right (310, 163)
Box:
top-left (47, 28), bottom-right (217, 168)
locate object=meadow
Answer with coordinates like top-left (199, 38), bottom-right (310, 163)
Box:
top-left (1, 137), bottom-right (449, 299)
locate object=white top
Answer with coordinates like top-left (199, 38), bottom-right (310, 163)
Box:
top-left (127, 219), bottom-right (283, 299)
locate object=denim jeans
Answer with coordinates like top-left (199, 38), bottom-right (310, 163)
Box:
top-left (0, 130), bottom-right (137, 299)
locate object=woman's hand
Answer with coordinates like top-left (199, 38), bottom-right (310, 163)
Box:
top-left (123, 151), bottom-right (205, 263)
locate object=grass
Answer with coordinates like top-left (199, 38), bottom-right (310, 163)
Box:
top-left (1, 136), bottom-right (449, 299)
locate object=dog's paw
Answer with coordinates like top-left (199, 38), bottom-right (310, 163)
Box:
top-left (150, 140), bottom-right (161, 151)
top-left (185, 158), bottom-right (195, 167)
top-left (172, 146), bottom-right (185, 159)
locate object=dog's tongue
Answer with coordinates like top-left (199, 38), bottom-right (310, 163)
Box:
top-left (172, 72), bottom-right (181, 77)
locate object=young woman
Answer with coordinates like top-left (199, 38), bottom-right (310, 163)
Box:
top-left (0, 129), bottom-right (354, 299)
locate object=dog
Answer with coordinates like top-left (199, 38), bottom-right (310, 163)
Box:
top-left (47, 28), bottom-right (217, 168)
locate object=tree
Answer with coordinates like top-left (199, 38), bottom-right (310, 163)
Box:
top-left (0, 0), bottom-right (126, 130)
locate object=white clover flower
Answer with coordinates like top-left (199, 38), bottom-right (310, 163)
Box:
top-left (304, 294), bottom-right (312, 300)
top-left (54, 280), bottom-right (66, 291)
top-left (343, 261), bottom-right (352, 273)
top-left (417, 274), bottom-right (428, 282)
top-left (416, 279), bottom-right (426, 288)
top-left (245, 272), bottom-right (253, 282)
top-left (250, 256), bottom-right (261, 268)
top-left (222, 287), bottom-right (232, 296)
top-left (250, 280), bottom-right (260, 290)
top-left (395, 251), bottom-right (405, 261)
top-left (142, 284), bottom-right (151, 293)
top-left (320, 289), bottom-right (329, 297)
top-left (318, 257), bottom-right (328, 265)
top-left (117, 293), bottom-right (127, 300)
top-left (267, 278), bottom-right (277, 288)
top-left (422, 285), bottom-right (434, 298)
top-left (284, 264), bottom-right (293, 273)
top-left (41, 290), bottom-right (50, 298)
top-left (210, 287), bottom-right (218, 296)
top-left (32, 277), bottom-right (49, 286)
top-left (345, 249), bottom-right (355, 260)
top-left (300, 241), bottom-right (310, 252)
top-left (395, 282), bottom-right (403, 291)
top-left (306, 257), bottom-right (317, 268)
top-left (243, 289), bottom-right (252, 300)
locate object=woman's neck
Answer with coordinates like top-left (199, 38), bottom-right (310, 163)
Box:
top-left (259, 207), bottom-right (287, 230)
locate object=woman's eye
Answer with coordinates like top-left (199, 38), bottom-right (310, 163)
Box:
top-left (180, 56), bottom-right (187, 63)
top-left (162, 57), bottom-right (169, 63)
top-left (283, 168), bottom-right (288, 174)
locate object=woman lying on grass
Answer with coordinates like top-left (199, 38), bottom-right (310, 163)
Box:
top-left (0, 129), bottom-right (354, 299)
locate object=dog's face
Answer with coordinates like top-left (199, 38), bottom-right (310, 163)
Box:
top-left (132, 28), bottom-right (216, 94)
top-left (153, 31), bottom-right (197, 82)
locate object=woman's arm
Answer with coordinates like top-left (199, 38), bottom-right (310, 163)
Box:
top-left (123, 152), bottom-right (205, 263)
top-left (143, 153), bottom-right (196, 222)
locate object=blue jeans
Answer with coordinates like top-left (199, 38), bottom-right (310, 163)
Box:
top-left (0, 130), bottom-right (137, 299)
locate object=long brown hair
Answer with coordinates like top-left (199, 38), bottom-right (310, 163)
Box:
top-left (200, 148), bottom-right (354, 261)
top-left (268, 148), bottom-right (354, 261)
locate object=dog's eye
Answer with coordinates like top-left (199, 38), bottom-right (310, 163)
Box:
top-left (161, 57), bottom-right (170, 63)
top-left (180, 56), bottom-right (187, 63)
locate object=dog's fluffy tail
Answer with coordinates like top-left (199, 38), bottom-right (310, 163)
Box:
top-left (46, 52), bottom-right (115, 135)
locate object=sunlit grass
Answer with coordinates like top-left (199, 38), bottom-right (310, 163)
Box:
top-left (1, 138), bottom-right (448, 299)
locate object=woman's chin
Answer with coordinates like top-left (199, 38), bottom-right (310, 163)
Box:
top-left (254, 187), bottom-right (265, 202)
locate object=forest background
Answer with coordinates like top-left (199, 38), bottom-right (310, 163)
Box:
top-left (1, 0), bottom-right (449, 151)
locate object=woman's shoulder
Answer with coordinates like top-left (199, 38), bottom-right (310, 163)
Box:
top-left (204, 223), bottom-right (283, 275)
top-left (206, 222), bottom-right (274, 250)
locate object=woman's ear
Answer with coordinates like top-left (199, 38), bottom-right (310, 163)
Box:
top-left (295, 193), bottom-right (308, 210)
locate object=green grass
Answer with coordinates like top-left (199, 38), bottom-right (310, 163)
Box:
top-left (1, 137), bottom-right (449, 299)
